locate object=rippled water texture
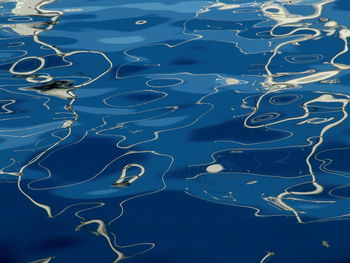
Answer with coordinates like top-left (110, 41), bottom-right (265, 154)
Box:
top-left (2, 0), bottom-right (350, 262)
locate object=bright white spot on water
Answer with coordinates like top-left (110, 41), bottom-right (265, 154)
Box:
top-left (135, 20), bottom-right (147, 25)
top-left (325, 21), bottom-right (337, 27)
top-left (206, 164), bottom-right (224, 173)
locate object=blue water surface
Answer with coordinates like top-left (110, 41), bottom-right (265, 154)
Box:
top-left (1, 0), bottom-right (350, 262)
